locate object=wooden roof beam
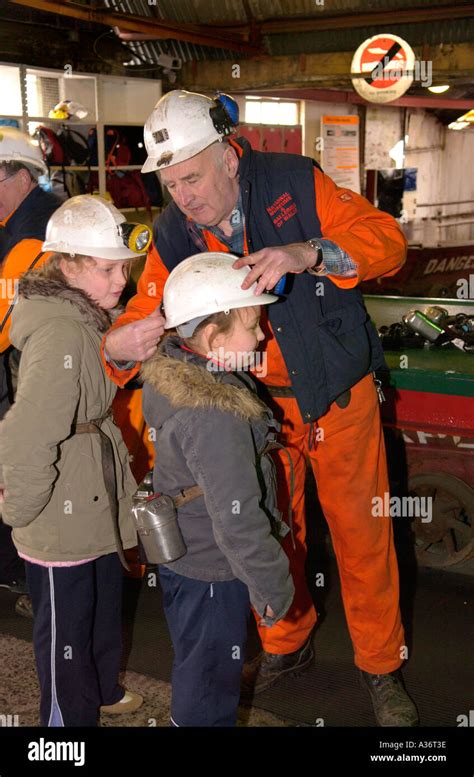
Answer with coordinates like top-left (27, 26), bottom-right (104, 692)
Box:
top-left (9, 0), bottom-right (262, 53)
top-left (180, 43), bottom-right (474, 95)
top-left (215, 3), bottom-right (474, 34)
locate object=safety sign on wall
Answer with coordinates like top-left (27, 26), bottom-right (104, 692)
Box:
top-left (351, 34), bottom-right (416, 104)
top-left (321, 115), bottom-right (360, 194)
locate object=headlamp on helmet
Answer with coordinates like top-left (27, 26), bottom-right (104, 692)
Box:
top-left (119, 222), bottom-right (152, 254)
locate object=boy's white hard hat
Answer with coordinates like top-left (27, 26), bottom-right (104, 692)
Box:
top-left (142, 90), bottom-right (235, 173)
top-left (163, 252), bottom-right (277, 330)
top-left (42, 195), bottom-right (151, 260)
top-left (0, 127), bottom-right (48, 176)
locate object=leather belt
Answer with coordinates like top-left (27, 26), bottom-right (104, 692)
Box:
top-left (172, 485), bottom-right (203, 508)
top-left (264, 385), bottom-right (352, 409)
top-left (261, 439), bottom-right (296, 551)
top-left (74, 408), bottom-right (130, 572)
top-left (265, 385), bottom-right (295, 398)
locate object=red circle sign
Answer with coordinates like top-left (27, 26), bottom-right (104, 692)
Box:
top-left (351, 34), bottom-right (415, 103)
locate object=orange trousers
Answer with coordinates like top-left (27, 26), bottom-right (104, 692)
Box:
top-left (256, 373), bottom-right (405, 675)
top-left (112, 388), bottom-right (155, 483)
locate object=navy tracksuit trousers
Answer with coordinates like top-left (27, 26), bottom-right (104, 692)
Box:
top-left (26, 553), bottom-right (124, 727)
top-left (0, 522), bottom-right (25, 583)
top-left (158, 565), bottom-right (250, 727)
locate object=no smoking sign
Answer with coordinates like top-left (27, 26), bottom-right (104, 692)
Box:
top-left (351, 34), bottom-right (416, 103)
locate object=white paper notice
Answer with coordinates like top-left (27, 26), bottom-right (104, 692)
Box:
top-left (321, 115), bottom-right (360, 194)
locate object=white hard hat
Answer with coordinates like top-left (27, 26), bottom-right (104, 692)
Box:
top-left (163, 252), bottom-right (277, 331)
top-left (42, 195), bottom-right (152, 260)
top-left (0, 126), bottom-right (48, 176)
top-left (142, 90), bottom-right (235, 173)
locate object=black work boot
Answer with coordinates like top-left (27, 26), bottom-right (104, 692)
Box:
top-left (360, 669), bottom-right (419, 726)
top-left (15, 594), bottom-right (34, 619)
top-left (241, 638), bottom-right (314, 695)
top-left (0, 577), bottom-right (28, 595)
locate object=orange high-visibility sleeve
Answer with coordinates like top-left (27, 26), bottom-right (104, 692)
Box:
top-left (103, 242), bottom-right (170, 386)
top-left (313, 168), bottom-right (407, 289)
top-left (0, 239), bottom-right (51, 352)
top-left (112, 388), bottom-right (155, 482)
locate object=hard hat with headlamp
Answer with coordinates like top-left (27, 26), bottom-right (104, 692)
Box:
top-left (142, 90), bottom-right (236, 173)
top-left (48, 99), bottom-right (88, 121)
top-left (163, 252), bottom-right (277, 336)
top-left (0, 127), bottom-right (48, 177)
top-left (42, 195), bottom-right (152, 259)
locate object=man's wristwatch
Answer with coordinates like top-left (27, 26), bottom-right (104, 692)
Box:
top-left (306, 238), bottom-right (325, 276)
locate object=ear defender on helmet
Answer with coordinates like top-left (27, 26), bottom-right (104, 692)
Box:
top-left (209, 99), bottom-right (236, 138)
top-left (119, 222), bottom-right (152, 254)
top-left (213, 93), bottom-right (240, 127)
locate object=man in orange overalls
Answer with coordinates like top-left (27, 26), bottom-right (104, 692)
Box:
top-left (102, 91), bottom-right (418, 727)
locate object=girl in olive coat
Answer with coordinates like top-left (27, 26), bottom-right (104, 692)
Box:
top-left (0, 195), bottom-right (147, 726)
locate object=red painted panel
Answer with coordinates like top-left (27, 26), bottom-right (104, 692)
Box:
top-left (262, 126), bottom-right (283, 153)
top-left (361, 243), bottom-right (474, 297)
top-left (283, 126), bottom-right (302, 154)
top-left (236, 125), bottom-right (261, 150)
top-left (381, 387), bottom-right (474, 435)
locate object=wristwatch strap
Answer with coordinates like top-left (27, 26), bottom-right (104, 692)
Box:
top-left (306, 238), bottom-right (325, 276)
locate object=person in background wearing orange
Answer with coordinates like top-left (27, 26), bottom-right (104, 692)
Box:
top-left (101, 90), bottom-right (418, 727)
top-left (0, 128), bottom-right (60, 617)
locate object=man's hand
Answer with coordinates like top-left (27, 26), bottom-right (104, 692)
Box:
top-left (259, 604), bottom-right (276, 626)
top-left (105, 308), bottom-right (166, 363)
top-left (233, 243), bottom-right (315, 295)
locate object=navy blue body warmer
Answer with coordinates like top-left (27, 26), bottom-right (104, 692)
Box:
top-left (153, 138), bottom-right (385, 422)
top-left (0, 186), bottom-right (60, 264)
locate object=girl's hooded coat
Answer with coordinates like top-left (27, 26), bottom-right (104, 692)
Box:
top-left (0, 271), bottom-right (137, 562)
top-left (141, 335), bottom-right (294, 624)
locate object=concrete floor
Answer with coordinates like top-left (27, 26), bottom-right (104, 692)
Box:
top-left (1, 550), bottom-right (473, 728)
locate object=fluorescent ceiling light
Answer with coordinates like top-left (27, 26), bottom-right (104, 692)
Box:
top-left (427, 85), bottom-right (450, 94)
top-left (448, 121), bottom-right (470, 130)
top-left (457, 110), bottom-right (474, 123)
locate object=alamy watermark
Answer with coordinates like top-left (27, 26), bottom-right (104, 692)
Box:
top-left (206, 348), bottom-right (268, 378)
top-left (370, 58), bottom-right (433, 88)
top-left (457, 710), bottom-right (474, 726)
top-left (457, 275), bottom-right (474, 300)
top-left (0, 713), bottom-right (19, 726)
top-left (28, 738), bottom-right (85, 766)
top-left (0, 278), bottom-right (19, 305)
top-left (372, 493), bottom-right (432, 523)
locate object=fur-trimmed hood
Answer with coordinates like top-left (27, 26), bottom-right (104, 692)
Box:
top-left (10, 271), bottom-right (111, 351)
top-left (140, 333), bottom-right (293, 616)
top-left (141, 335), bottom-right (268, 424)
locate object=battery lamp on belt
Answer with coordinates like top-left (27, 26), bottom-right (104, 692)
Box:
top-left (403, 310), bottom-right (470, 351)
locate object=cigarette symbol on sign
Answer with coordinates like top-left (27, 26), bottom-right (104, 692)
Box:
top-left (365, 41), bottom-right (402, 84)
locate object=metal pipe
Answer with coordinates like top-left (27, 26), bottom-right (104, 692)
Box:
top-left (432, 212), bottom-right (474, 220)
top-left (240, 89), bottom-right (474, 111)
top-left (417, 200), bottom-right (474, 207)
top-left (437, 220), bottom-right (474, 228)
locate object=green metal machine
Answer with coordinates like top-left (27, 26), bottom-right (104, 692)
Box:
top-left (365, 295), bottom-right (474, 569)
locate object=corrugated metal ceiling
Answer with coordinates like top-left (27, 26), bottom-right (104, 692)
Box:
top-left (249, 0), bottom-right (469, 18)
top-left (268, 18), bottom-right (474, 56)
top-left (106, 0), bottom-right (232, 62)
top-left (105, 0), bottom-right (474, 64)
top-left (109, 0), bottom-right (473, 23)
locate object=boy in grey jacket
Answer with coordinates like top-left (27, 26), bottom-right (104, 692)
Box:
top-left (141, 253), bottom-right (294, 727)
